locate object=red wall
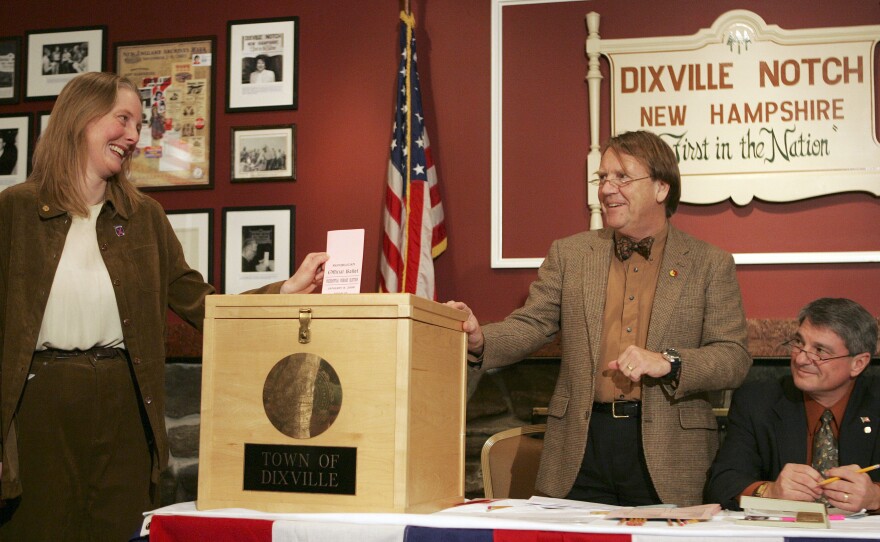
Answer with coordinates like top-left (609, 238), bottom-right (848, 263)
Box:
top-left (2, 0), bottom-right (878, 324)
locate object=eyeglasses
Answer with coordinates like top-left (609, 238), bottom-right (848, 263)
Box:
top-left (588, 174), bottom-right (652, 189)
top-left (781, 339), bottom-right (852, 365)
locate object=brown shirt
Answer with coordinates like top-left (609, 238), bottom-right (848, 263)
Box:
top-left (594, 224), bottom-right (668, 403)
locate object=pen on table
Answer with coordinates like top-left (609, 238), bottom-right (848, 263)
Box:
top-left (819, 463), bottom-right (880, 486)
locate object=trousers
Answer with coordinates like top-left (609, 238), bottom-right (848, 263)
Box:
top-left (0, 348), bottom-right (154, 541)
top-left (565, 403), bottom-right (661, 505)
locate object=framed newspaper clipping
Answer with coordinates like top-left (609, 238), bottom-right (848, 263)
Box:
top-left (226, 17), bottom-right (299, 112)
top-left (0, 36), bottom-right (21, 104)
top-left (115, 36), bottom-right (215, 190)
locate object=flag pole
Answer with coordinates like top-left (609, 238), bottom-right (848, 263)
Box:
top-left (401, 9), bottom-right (414, 291)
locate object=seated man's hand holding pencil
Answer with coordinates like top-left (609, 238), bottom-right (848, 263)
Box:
top-left (819, 464), bottom-right (880, 512)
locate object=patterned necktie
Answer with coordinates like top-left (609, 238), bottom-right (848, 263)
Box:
top-left (812, 409), bottom-right (839, 477)
top-left (615, 235), bottom-right (654, 261)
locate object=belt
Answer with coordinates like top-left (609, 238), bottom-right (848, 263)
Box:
top-left (35, 347), bottom-right (125, 360)
top-left (593, 400), bottom-right (641, 418)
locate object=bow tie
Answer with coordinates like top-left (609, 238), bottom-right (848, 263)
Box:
top-left (615, 235), bottom-right (654, 261)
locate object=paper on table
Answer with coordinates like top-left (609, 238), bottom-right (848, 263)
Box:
top-left (322, 229), bottom-right (365, 294)
top-left (605, 503), bottom-right (721, 521)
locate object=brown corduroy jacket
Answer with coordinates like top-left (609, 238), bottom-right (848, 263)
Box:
top-left (0, 181), bottom-right (282, 500)
top-left (481, 225), bottom-right (751, 506)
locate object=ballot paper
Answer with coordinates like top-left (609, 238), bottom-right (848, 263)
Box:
top-left (322, 229), bottom-right (365, 294)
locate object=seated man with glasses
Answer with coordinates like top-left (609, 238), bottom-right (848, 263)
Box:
top-left (706, 297), bottom-right (880, 512)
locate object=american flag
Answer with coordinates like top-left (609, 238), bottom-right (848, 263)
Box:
top-left (379, 11), bottom-right (447, 299)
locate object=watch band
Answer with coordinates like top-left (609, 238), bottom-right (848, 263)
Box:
top-left (753, 482), bottom-right (770, 498)
top-left (661, 348), bottom-right (681, 383)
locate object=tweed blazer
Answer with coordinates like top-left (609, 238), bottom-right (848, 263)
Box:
top-left (705, 375), bottom-right (880, 510)
top-left (481, 225), bottom-right (751, 506)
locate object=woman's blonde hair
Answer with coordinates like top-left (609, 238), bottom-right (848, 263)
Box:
top-left (30, 71), bottom-right (144, 217)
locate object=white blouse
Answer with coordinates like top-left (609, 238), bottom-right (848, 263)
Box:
top-left (36, 203), bottom-right (125, 351)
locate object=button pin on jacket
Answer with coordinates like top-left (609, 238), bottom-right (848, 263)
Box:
top-left (115, 225), bottom-right (125, 237)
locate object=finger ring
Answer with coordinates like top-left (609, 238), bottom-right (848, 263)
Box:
top-left (844, 493), bottom-right (849, 502)
top-left (627, 364), bottom-right (634, 371)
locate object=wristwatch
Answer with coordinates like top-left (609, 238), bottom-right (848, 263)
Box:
top-left (753, 482), bottom-right (770, 498)
top-left (661, 348), bottom-right (682, 383)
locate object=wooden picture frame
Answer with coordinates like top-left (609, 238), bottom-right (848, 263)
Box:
top-left (35, 110), bottom-right (51, 140)
top-left (115, 36), bottom-right (216, 190)
top-left (0, 36), bottom-right (22, 104)
top-left (0, 113), bottom-right (31, 190)
top-left (166, 208), bottom-right (214, 284)
top-left (25, 26), bottom-right (105, 100)
top-left (226, 17), bottom-right (299, 112)
top-left (222, 206), bottom-right (295, 294)
top-left (231, 124), bottom-right (296, 182)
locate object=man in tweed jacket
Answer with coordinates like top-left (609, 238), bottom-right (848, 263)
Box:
top-left (450, 131), bottom-right (750, 506)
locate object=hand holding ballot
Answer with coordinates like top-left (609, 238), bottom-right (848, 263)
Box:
top-left (280, 252), bottom-right (330, 294)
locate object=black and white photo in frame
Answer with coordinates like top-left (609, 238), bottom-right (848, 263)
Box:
top-left (222, 206), bottom-right (295, 294)
top-left (231, 124), bottom-right (295, 182)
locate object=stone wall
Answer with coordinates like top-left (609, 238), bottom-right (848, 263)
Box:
top-left (161, 362), bottom-right (202, 505)
top-left (159, 318), bottom-right (879, 504)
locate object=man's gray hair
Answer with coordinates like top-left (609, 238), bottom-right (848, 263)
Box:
top-left (799, 298), bottom-right (878, 357)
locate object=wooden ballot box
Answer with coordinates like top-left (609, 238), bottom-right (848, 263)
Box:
top-left (197, 293), bottom-right (468, 513)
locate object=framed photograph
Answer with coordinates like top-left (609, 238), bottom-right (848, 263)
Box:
top-left (0, 113), bottom-right (31, 190)
top-left (166, 209), bottom-right (214, 284)
top-left (115, 37), bottom-right (215, 190)
top-left (0, 36), bottom-right (21, 104)
top-left (222, 206), bottom-right (295, 294)
top-left (231, 124), bottom-right (296, 182)
top-left (25, 26), bottom-right (105, 100)
top-left (226, 17), bottom-right (299, 112)
top-left (35, 110), bottom-right (51, 140)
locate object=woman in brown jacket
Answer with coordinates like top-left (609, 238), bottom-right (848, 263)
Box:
top-left (0, 72), bottom-right (328, 541)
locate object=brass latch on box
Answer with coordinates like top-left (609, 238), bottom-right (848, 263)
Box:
top-left (298, 308), bottom-right (312, 343)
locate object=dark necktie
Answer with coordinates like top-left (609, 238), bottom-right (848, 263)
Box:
top-left (812, 409), bottom-right (839, 477)
top-left (615, 235), bottom-right (654, 261)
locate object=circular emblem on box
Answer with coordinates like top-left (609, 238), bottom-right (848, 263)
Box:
top-left (263, 353), bottom-right (342, 439)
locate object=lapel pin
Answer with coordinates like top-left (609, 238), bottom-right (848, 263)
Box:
top-left (669, 269), bottom-right (678, 277)
top-left (114, 225), bottom-right (125, 237)
top-left (861, 417), bottom-right (871, 423)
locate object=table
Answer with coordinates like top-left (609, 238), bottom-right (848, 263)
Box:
top-left (142, 499), bottom-right (880, 542)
